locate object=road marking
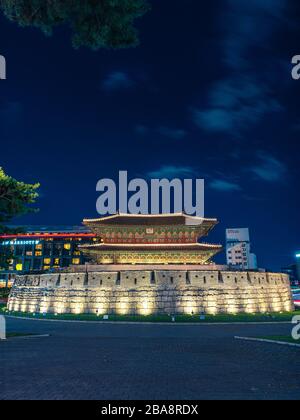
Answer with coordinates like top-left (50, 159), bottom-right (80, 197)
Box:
top-left (235, 336), bottom-right (300, 348)
top-left (2, 334), bottom-right (50, 341)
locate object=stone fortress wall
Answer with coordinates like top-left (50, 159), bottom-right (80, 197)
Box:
top-left (8, 270), bottom-right (294, 315)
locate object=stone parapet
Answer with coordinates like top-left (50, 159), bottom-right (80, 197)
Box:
top-left (7, 270), bottom-right (294, 315)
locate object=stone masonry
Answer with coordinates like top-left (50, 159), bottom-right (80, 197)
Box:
top-left (8, 270), bottom-right (294, 315)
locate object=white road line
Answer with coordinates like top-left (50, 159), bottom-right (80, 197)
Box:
top-left (235, 336), bottom-right (300, 348)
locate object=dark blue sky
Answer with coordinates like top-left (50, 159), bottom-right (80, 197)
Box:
top-left (1, 0), bottom-right (300, 270)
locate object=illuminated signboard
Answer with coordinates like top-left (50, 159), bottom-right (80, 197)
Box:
top-left (0, 240), bottom-right (40, 246)
top-left (226, 228), bottom-right (250, 243)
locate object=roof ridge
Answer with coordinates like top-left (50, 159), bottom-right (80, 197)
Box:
top-left (79, 243), bottom-right (222, 248)
top-left (83, 213), bottom-right (218, 223)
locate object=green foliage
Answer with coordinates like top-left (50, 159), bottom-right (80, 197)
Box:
top-left (0, 168), bottom-right (39, 269)
top-left (0, 167), bottom-right (39, 226)
top-left (0, 247), bottom-right (12, 271)
top-left (0, 288), bottom-right (10, 299)
top-left (0, 0), bottom-right (151, 49)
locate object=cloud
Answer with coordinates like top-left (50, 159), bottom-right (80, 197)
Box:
top-left (135, 124), bottom-right (187, 140)
top-left (248, 152), bottom-right (287, 182)
top-left (147, 165), bottom-right (197, 179)
top-left (209, 179), bottom-right (242, 192)
top-left (223, 0), bottom-right (286, 70)
top-left (194, 108), bottom-right (234, 133)
top-left (193, 77), bottom-right (282, 135)
top-left (134, 124), bottom-right (149, 135)
top-left (192, 1), bottom-right (286, 136)
top-left (101, 71), bottom-right (134, 92)
top-left (157, 127), bottom-right (187, 140)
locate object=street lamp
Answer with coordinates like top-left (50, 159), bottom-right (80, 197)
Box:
top-left (296, 253), bottom-right (300, 286)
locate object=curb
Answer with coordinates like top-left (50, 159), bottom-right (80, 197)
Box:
top-left (3, 315), bottom-right (293, 326)
top-left (235, 336), bottom-right (300, 348)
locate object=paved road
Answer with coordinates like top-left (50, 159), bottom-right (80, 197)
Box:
top-left (1, 318), bottom-right (300, 400)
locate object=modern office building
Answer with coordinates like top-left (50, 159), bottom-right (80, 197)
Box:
top-left (282, 252), bottom-right (300, 286)
top-left (296, 252), bottom-right (300, 281)
top-left (281, 264), bottom-right (298, 286)
top-left (226, 228), bottom-right (258, 270)
top-left (0, 226), bottom-right (97, 285)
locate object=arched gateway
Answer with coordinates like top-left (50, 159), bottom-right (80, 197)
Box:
top-left (8, 214), bottom-right (294, 315)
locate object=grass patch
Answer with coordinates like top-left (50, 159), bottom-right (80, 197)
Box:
top-left (0, 303), bottom-right (7, 313)
top-left (1, 305), bottom-right (300, 324)
top-left (0, 303), bottom-right (7, 314)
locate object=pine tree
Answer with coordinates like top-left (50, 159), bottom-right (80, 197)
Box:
top-left (0, 168), bottom-right (39, 270)
top-left (0, 0), bottom-right (150, 49)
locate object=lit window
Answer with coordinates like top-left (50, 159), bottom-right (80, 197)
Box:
top-left (36, 244), bottom-right (43, 250)
top-left (72, 258), bottom-right (80, 265)
top-left (54, 258), bottom-right (60, 265)
top-left (16, 264), bottom-right (23, 271)
top-left (35, 251), bottom-right (42, 256)
top-left (64, 243), bottom-right (71, 250)
top-left (44, 258), bottom-right (51, 265)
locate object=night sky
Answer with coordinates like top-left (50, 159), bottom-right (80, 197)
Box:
top-left (1, 0), bottom-right (300, 270)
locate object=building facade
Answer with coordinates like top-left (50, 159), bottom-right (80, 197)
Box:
top-left (0, 226), bottom-right (96, 285)
top-left (226, 228), bottom-right (258, 270)
top-left (282, 253), bottom-right (300, 286)
top-left (281, 264), bottom-right (299, 286)
top-left (297, 253), bottom-right (300, 282)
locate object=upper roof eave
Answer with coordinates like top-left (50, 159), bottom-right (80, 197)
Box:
top-left (83, 213), bottom-right (218, 227)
